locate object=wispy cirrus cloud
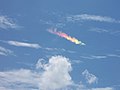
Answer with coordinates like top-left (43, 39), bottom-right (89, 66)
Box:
top-left (80, 53), bottom-right (120, 60)
top-left (0, 55), bottom-right (114, 90)
top-left (91, 87), bottom-right (114, 90)
top-left (107, 54), bottom-right (120, 58)
top-left (89, 28), bottom-right (109, 33)
top-left (89, 27), bottom-right (120, 35)
top-left (0, 15), bottom-right (18, 29)
top-left (80, 55), bottom-right (107, 60)
top-left (0, 46), bottom-right (14, 56)
top-left (66, 14), bottom-right (120, 23)
top-left (82, 69), bottom-right (98, 84)
top-left (45, 47), bottom-right (76, 54)
top-left (5, 40), bottom-right (41, 49)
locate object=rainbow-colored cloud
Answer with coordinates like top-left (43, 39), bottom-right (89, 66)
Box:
top-left (48, 28), bottom-right (85, 45)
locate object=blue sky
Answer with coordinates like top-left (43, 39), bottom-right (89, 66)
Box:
top-left (0, 0), bottom-right (120, 90)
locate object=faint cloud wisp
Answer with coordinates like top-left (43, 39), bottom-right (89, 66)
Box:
top-left (0, 46), bottom-right (14, 56)
top-left (82, 69), bottom-right (98, 84)
top-left (0, 15), bottom-right (18, 29)
top-left (67, 14), bottom-right (120, 23)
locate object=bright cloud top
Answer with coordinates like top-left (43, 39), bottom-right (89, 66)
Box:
top-left (6, 40), bottom-right (41, 49)
top-left (67, 14), bottom-right (120, 23)
top-left (0, 16), bottom-right (18, 29)
top-left (39, 55), bottom-right (72, 90)
top-left (0, 55), bottom-right (114, 90)
top-left (48, 28), bottom-right (85, 45)
top-left (0, 55), bottom-right (72, 90)
top-left (82, 69), bottom-right (98, 84)
top-left (0, 46), bottom-right (14, 56)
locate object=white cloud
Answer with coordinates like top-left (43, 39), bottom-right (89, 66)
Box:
top-left (89, 28), bottom-right (109, 33)
top-left (0, 55), bottom-right (72, 90)
top-left (0, 16), bottom-right (18, 29)
top-left (40, 19), bottom-right (65, 28)
top-left (80, 55), bottom-right (107, 60)
top-left (80, 53), bottom-right (120, 60)
top-left (82, 69), bottom-right (98, 84)
top-left (0, 69), bottom-right (40, 90)
top-left (39, 56), bottom-right (73, 90)
top-left (45, 47), bottom-right (76, 53)
top-left (0, 46), bottom-right (14, 56)
top-left (90, 55), bottom-right (107, 59)
top-left (67, 14), bottom-right (119, 23)
top-left (91, 87), bottom-right (114, 90)
top-left (6, 41), bottom-right (41, 49)
top-left (36, 58), bottom-right (46, 69)
top-left (89, 27), bottom-right (120, 36)
top-left (107, 54), bottom-right (120, 58)
top-left (0, 55), bottom-right (114, 90)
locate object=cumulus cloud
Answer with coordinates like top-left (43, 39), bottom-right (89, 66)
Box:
top-left (0, 46), bottom-right (14, 56)
top-left (39, 56), bottom-right (72, 90)
top-left (6, 41), bottom-right (41, 49)
top-left (82, 69), bottom-right (98, 84)
top-left (36, 58), bottom-right (47, 69)
top-left (0, 16), bottom-right (18, 29)
top-left (0, 55), bottom-right (72, 90)
top-left (0, 69), bottom-right (40, 90)
top-left (0, 55), bottom-right (114, 90)
top-left (67, 14), bottom-right (120, 23)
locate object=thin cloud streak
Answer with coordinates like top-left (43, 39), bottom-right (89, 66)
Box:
top-left (89, 27), bottom-right (120, 35)
top-left (6, 41), bottom-right (41, 49)
top-left (45, 47), bottom-right (76, 53)
top-left (67, 14), bottom-right (120, 23)
top-left (48, 28), bottom-right (86, 45)
top-left (0, 46), bottom-right (14, 56)
top-left (80, 54), bottom-right (120, 60)
top-left (89, 28), bottom-right (109, 33)
top-left (80, 55), bottom-right (107, 60)
top-left (0, 15), bottom-right (18, 29)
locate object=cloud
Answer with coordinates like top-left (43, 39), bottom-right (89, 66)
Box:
top-left (80, 55), bottom-right (107, 60)
top-left (66, 14), bottom-right (120, 23)
top-left (0, 46), bottom-right (14, 56)
top-left (82, 69), bottom-right (98, 84)
top-left (80, 54), bottom-right (120, 60)
top-left (89, 27), bottom-right (120, 35)
top-left (0, 16), bottom-right (18, 29)
top-left (0, 69), bottom-right (40, 90)
top-left (6, 41), bottom-right (41, 49)
top-left (0, 55), bottom-right (72, 90)
top-left (40, 19), bottom-right (65, 28)
top-left (45, 47), bottom-right (76, 54)
top-left (36, 58), bottom-right (46, 69)
top-left (48, 28), bottom-right (85, 45)
top-left (89, 28), bottom-right (109, 33)
top-left (0, 55), bottom-right (114, 90)
top-left (107, 54), bottom-right (120, 58)
top-left (39, 56), bottom-right (72, 90)
top-left (91, 87), bottom-right (114, 90)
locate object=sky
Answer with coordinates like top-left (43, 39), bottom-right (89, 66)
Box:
top-left (0, 0), bottom-right (120, 90)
